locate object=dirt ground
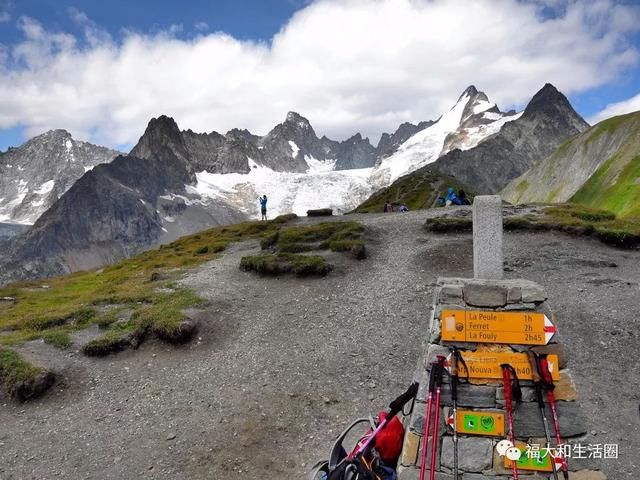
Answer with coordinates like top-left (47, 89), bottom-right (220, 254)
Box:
top-left (0, 210), bottom-right (638, 479)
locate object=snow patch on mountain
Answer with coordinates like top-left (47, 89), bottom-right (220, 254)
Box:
top-left (458, 112), bottom-right (523, 153)
top-left (472, 100), bottom-right (496, 115)
top-left (288, 140), bottom-right (300, 158)
top-left (188, 155), bottom-right (373, 218)
top-left (34, 180), bottom-right (55, 195)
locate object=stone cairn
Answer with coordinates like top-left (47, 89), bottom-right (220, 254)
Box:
top-left (397, 196), bottom-right (606, 480)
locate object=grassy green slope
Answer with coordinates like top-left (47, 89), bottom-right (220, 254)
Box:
top-left (353, 169), bottom-right (472, 213)
top-left (571, 154), bottom-right (640, 220)
top-left (503, 111), bottom-right (640, 207)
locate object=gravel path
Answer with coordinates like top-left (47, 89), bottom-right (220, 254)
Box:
top-left (0, 210), bottom-right (638, 479)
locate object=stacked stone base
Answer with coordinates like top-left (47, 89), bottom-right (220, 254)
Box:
top-left (397, 277), bottom-right (606, 480)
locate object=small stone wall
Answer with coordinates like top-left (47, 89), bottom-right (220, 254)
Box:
top-left (397, 277), bottom-right (606, 480)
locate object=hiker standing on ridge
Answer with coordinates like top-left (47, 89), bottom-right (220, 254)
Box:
top-left (259, 195), bottom-right (268, 221)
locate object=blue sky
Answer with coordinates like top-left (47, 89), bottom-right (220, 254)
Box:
top-left (0, 0), bottom-right (304, 44)
top-left (0, 0), bottom-right (639, 151)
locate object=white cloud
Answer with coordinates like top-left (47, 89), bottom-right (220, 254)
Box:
top-left (589, 92), bottom-right (640, 124)
top-left (0, 11), bottom-right (10, 23)
top-left (0, 0), bottom-right (638, 148)
top-left (194, 21), bottom-right (209, 31)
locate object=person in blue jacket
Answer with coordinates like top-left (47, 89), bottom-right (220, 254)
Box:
top-left (259, 195), bottom-right (268, 220)
top-left (445, 187), bottom-right (463, 206)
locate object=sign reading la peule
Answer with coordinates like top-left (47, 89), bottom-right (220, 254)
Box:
top-left (440, 310), bottom-right (557, 345)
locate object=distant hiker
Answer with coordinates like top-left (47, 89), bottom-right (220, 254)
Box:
top-left (383, 200), bottom-right (393, 213)
top-left (458, 189), bottom-right (471, 205)
top-left (259, 195), bottom-right (268, 220)
top-left (437, 195), bottom-right (446, 207)
top-left (445, 187), bottom-right (463, 206)
top-left (398, 204), bottom-right (409, 213)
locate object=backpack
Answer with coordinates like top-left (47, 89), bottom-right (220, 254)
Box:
top-left (308, 414), bottom-right (403, 480)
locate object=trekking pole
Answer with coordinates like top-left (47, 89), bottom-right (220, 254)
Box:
top-left (501, 364), bottom-right (522, 480)
top-left (527, 352), bottom-right (559, 480)
top-left (418, 360), bottom-right (440, 480)
top-left (450, 348), bottom-right (467, 480)
top-left (537, 354), bottom-right (569, 480)
top-left (348, 382), bottom-right (419, 459)
top-left (428, 356), bottom-right (445, 480)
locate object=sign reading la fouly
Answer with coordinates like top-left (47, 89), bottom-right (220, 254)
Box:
top-left (440, 310), bottom-right (557, 345)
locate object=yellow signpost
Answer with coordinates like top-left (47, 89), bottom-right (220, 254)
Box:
top-left (440, 310), bottom-right (557, 345)
top-left (446, 351), bottom-right (560, 381)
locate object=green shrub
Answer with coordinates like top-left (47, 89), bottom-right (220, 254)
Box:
top-left (278, 242), bottom-right (315, 253)
top-left (240, 254), bottom-right (332, 277)
top-left (42, 331), bottom-right (72, 349)
top-left (82, 331), bottom-right (131, 357)
top-left (210, 241), bottom-right (228, 253)
top-left (94, 310), bottom-right (119, 329)
top-left (594, 228), bottom-right (640, 248)
top-left (260, 231), bottom-right (279, 250)
top-left (328, 239), bottom-right (367, 259)
top-left (194, 245), bottom-right (209, 255)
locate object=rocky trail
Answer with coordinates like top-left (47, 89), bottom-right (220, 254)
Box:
top-left (1, 210), bottom-right (638, 479)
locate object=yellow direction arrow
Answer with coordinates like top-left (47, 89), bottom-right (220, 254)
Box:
top-left (441, 310), bottom-right (557, 345)
top-left (445, 351), bottom-right (560, 381)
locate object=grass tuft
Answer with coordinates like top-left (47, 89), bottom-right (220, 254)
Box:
top-left (42, 330), bottom-right (72, 349)
top-left (240, 254), bottom-right (333, 277)
top-left (82, 331), bottom-right (132, 357)
top-left (0, 348), bottom-right (54, 401)
top-left (260, 231), bottom-right (279, 250)
top-left (327, 239), bottom-right (367, 259)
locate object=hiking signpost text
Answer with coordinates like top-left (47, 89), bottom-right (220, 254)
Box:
top-left (440, 309), bottom-right (557, 345)
top-left (445, 351), bottom-right (561, 381)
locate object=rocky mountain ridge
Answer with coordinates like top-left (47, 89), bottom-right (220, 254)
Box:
top-left (130, 110), bottom-right (425, 175)
top-left (0, 84), bottom-right (585, 285)
top-left (0, 130), bottom-right (121, 225)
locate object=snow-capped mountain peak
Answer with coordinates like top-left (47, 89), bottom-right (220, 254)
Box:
top-left (369, 86), bottom-right (521, 188)
top-left (0, 130), bottom-right (121, 224)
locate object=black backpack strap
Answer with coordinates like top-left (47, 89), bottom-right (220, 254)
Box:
top-left (329, 418), bottom-right (373, 471)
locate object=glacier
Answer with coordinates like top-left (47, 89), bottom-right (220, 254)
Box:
top-left (182, 91), bottom-right (523, 219)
